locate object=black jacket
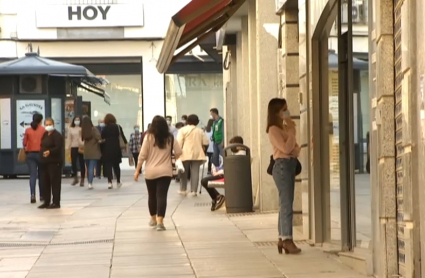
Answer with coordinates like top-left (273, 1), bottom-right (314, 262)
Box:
top-left (101, 123), bottom-right (127, 163)
top-left (40, 130), bottom-right (64, 164)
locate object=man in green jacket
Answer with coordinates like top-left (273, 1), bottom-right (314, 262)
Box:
top-left (210, 108), bottom-right (224, 166)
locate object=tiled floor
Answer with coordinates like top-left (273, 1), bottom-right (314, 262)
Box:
top-left (0, 172), bottom-right (370, 278)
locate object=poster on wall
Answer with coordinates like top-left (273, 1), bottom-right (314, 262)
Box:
top-left (0, 99), bottom-right (12, 149)
top-left (16, 100), bottom-right (45, 149)
top-left (64, 99), bottom-right (75, 165)
top-left (51, 98), bottom-right (63, 135)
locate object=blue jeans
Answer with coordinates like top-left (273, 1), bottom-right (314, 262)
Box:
top-left (26, 152), bottom-right (42, 196)
top-left (85, 159), bottom-right (98, 184)
top-left (212, 142), bottom-right (224, 167)
top-left (272, 158), bottom-right (297, 240)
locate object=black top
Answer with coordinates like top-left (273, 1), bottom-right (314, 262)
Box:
top-left (101, 123), bottom-right (127, 164)
top-left (40, 130), bottom-right (64, 164)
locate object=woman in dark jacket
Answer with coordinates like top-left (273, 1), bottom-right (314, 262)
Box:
top-left (38, 118), bottom-right (64, 209)
top-left (101, 113), bottom-right (127, 189)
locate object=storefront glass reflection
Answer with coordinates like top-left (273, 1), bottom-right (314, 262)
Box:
top-left (165, 73), bottom-right (223, 127)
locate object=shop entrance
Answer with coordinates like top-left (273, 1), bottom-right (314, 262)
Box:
top-left (311, 0), bottom-right (371, 252)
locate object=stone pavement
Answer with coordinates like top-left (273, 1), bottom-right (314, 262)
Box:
top-left (0, 171), bottom-right (369, 278)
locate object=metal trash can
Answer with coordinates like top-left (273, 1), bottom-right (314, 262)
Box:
top-left (223, 144), bottom-right (253, 213)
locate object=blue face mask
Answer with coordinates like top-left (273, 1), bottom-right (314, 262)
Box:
top-left (45, 125), bottom-right (55, 132)
top-left (99, 123), bottom-right (105, 127)
top-left (135, 128), bottom-right (140, 132)
top-left (283, 110), bottom-right (291, 118)
top-left (74, 121), bottom-right (80, 126)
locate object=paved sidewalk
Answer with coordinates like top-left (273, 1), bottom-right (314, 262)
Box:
top-left (0, 172), bottom-right (369, 278)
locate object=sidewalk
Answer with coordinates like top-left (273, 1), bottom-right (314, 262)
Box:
top-left (0, 172), bottom-right (369, 278)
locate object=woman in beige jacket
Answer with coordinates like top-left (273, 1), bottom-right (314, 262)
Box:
top-left (177, 114), bottom-right (209, 196)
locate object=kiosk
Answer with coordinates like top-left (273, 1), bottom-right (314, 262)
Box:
top-left (0, 52), bottom-right (109, 178)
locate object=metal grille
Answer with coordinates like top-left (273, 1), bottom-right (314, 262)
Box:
top-left (227, 211), bottom-right (277, 217)
top-left (253, 240), bottom-right (307, 247)
top-left (0, 239), bottom-right (113, 248)
top-left (194, 202), bottom-right (211, 207)
top-left (394, 0), bottom-right (405, 271)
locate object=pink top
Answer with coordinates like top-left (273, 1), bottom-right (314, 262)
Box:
top-left (23, 126), bottom-right (46, 152)
top-left (268, 126), bottom-right (300, 159)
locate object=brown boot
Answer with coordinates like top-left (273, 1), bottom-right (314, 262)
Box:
top-left (282, 239), bottom-right (301, 254)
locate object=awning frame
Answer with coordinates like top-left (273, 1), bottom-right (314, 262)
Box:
top-left (157, 0), bottom-right (245, 74)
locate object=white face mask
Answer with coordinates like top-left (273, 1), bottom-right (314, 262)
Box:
top-left (166, 120), bottom-right (171, 125)
top-left (45, 125), bottom-right (55, 132)
top-left (182, 120), bottom-right (186, 124)
top-left (74, 121), bottom-right (80, 126)
top-left (283, 110), bottom-right (291, 118)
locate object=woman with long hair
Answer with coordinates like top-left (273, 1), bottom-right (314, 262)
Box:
top-left (38, 118), bottom-right (63, 209)
top-left (81, 117), bottom-right (101, 190)
top-left (205, 119), bottom-right (214, 174)
top-left (134, 116), bottom-right (182, 231)
top-left (67, 116), bottom-right (85, 186)
top-left (177, 114), bottom-right (209, 196)
top-left (101, 113), bottom-right (127, 189)
top-left (23, 113), bottom-right (45, 203)
top-left (267, 98), bottom-right (301, 254)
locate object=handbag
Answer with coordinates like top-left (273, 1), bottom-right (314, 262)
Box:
top-left (170, 136), bottom-right (178, 178)
top-left (118, 125), bottom-right (126, 149)
top-left (267, 155), bottom-right (302, 176)
top-left (17, 149), bottom-right (27, 162)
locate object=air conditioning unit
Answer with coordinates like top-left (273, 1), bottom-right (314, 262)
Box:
top-left (20, 75), bottom-right (42, 94)
top-left (341, 3), bottom-right (361, 24)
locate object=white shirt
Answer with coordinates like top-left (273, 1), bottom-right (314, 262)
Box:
top-left (205, 130), bottom-right (214, 153)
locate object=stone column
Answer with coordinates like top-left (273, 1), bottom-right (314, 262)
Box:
top-left (256, 0), bottom-right (280, 211)
top-left (370, 0), bottom-right (398, 276)
top-left (241, 16), bottom-right (250, 144)
top-left (279, 9), bottom-right (302, 226)
top-left (143, 56), bottom-right (165, 130)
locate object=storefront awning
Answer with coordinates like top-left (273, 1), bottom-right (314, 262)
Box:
top-left (156, 0), bottom-right (245, 74)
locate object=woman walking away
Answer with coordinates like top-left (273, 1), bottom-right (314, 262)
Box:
top-left (134, 116), bottom-right (182, 231)
top-left (177, 114), bottom-right (209, 196)
top-left (23, 113), bottom-right (45, 203)
top-left (102, 113), bottom-right (127, 189)
top-left (81, 117), bottom-right (102, 190)
top-left (38, 118), bottom-right (64, 209)
top-left (267, 98), bottom-right (301, 254)
top-left (68, 116), bottom-right (85, 186)
top-left (205, 119), bottom-right (214, 175)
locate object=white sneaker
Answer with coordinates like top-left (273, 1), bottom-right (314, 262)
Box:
top-left (108, 183), bottom-right (113, 189)
top-left (190, 192), bottom-right (197, 197)
top-left (117, 182), bottom-right (122, 188)
top-left (178, 190), bottom-right (187, 196)
top-left (88, 184), bottom-right (93, 190)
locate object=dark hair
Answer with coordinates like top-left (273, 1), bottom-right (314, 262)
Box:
top-left (45, 118), bottom-right (54, 126)
top-left (70, 116), bottom-right (81, 128)
top-left (31, 113), bottom-right (43, 130)
top-left (81, 117), bottom-right (94, 141)
top-left (186, 114), bottom-right (199, 126)
top-left (175, 122), bottom-right (184, 129)
top-left (181, 115), bottom-right (188, 120)
top-left (266, 98), bottom-right (286, 133)
top-left (104, 113), bottom-right (117, 125)
top-left (230, 136), bottom-right (243, 144)
top-left (210, 108), bottom-right (219, 115)
top-left (148, 116), bottom-right (171, 149)
top-left (165, 116), bottom-right (172, 120)
top-left (205, 119), bottom-right (214, 132)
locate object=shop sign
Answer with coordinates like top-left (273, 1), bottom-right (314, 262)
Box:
top-left (36, 4), bottom-right (144, 28)
top-left (16, 100), bottom-right (45, 149)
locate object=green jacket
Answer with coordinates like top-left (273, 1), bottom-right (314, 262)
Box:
top-left (212, 117), bottom-right (224, 144)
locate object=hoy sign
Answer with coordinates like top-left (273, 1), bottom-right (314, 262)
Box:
top-left (36, 4), bottom-right (144, 28)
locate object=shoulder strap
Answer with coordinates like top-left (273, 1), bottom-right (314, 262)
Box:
top-left (170, 135), bottom-right (174, 154)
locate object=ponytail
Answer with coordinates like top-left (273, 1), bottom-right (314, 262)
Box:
top-left (31, 113), bottom-right (43, 130)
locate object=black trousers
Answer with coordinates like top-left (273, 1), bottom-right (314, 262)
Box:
top-left (206, 152), bottom-right (213, 173)
top-left (132, 152), bottom-right (141, 173)
top-left (201, 175), bottom-right (223, 201)
top-left (41, 163), bottom-right (62, 205)
top-left (96, 157), bottom-right (105, 177)
top-left (146, 177), bottom-right (172, 217)
top-left (71, 147), bottom-right (85, 178)
top-left (104, 161), bottom-right (121, 183)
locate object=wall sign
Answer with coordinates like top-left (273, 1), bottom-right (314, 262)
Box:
top-left (35, 4), bottom-right (144, 28)
top-left (0, 99), bottom-right (12, 149)
top-left (16, 100), bottom-right (45, 149)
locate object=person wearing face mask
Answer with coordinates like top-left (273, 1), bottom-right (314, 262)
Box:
top-left (181, 115), bottom-right (188, 126)
top-left (67, 116), bottom-right (85, 186)
top-left (210, 108), bottom-right (224, 167)
top-left (165, 116), bottom-right (178, 138)
top-left (95, 119), bottom-right (106, 179)
top-left (129, 124), bottom-right (142, 173)
top-left (267, 98), bottom-right (301, 255)
top-left (38, 118), bottom-right (64, 209)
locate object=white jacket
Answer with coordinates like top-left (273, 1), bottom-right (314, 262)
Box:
top-left (177, 125), bottom-right (209, 162)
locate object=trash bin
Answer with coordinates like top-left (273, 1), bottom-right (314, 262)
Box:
top-left (223, 144), bottom-right (253, 213)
